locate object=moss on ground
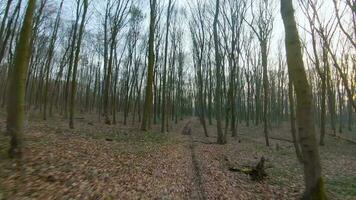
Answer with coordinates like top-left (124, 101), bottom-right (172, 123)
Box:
top-left (326, 176), bottom-right (356, 200)
top-left (0, 135), bottom-right (10, 160)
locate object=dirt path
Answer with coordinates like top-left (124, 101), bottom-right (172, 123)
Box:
top-left (184, 121), bottom-right (206, 200)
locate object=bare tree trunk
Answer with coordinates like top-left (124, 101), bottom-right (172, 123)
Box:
top-left (261, 41), bottom-right (270, 146)
top-left (308, 23), bottom-right (327, 146)
top-left (43, 0), bottom-right (64, 120)
top-left (288, 80), bottom-right (303, 163)
top-left (337, 76), bottom-right (343, 134)
top-left (65, 22), bottom-right (79, 119)
top-left (214, 0), bottom-right (225, 144)
top-left (141, 0), bottom-right (156, 131)
top-left (323, 47), bottom-right (336, 136)
top-left (7, 0), bottom-right (36, 158)
top-left (348, 97), bottom-right (353, 131)
top-left (69, 0), bottom-right (88, 129)
top-left (1, 0), bottom-right (22, 108)
top-left (161, 0), bottom-right (174, 133)
top-left (281, 1), bottom-right (327, 198)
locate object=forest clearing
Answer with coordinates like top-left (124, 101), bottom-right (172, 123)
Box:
top-left (0, 0), bottom-right (355, 199)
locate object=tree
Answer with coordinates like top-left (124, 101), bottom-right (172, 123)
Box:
top-left (7, 0), bottom-right (37, 158)
top-left (0, 0), bottom-right (16, 66)
top-left (141, 0), bottom-right (157, 131)
top-left (220, 0), bottom-right (247, 137)
top-left (281, 0), bottom-right (327, 198)
top-left (102, 0), bottom-right (130, 125)
top-left (305, 0), bottom-right (356, 112)
top-left (189, 0), bottom-right (209, 137)
top-left (299, 0), bottom-right (343, 142)
top-left (288, 79), bottom-right (303, 163)
top-left (43, 0), bottom-right (64, 120)
top-left (213, 0), bottom-right (226, 144)
top-left (332, 0), bottom-right (356, 50)
top-left (0, 0), bottom-right (22, 108)
top-left (69, 0), bottom-right (89, 129)
top-left (161, 0), bottom-right (174, 133)
top-left (245, 0), bottom-right (274, 146)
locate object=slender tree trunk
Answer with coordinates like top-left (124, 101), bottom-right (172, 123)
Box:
top-left (309, 25), bottom-right (327, 146)
top-left (261, 41), bottom-right (270, 146)
top-left (69, 0), bottom-right (88, 129)
top-left (319, 75), bottom-right (326, 145)
top-left (348, 98), bottom-right (353, 131)
top-left (323, 47), bottom-right (336, 136)
top-left (288, 80), bottom-right (303, 163)
top-left (7, 0), bottom-right (36, 158)
top-left (161, 0), bottom-right (173, 133)
top-left (214, 0), bottom-right (225, 144)
top-left (231, 62), bottom-right (237, 137)
top-left (208, 60), bottom-right (212, 125)
top-left (141, 0), bottom-right (156, 131)
top-left (0, 0), bottom-right (13, 40)
top-left (337, 77), bottom-right (343, 134)
top-left (281, 1), bottom-right (327, 198)
top-left (103, 41), bottom-right (115, 125)
top-left (43, 0), bottom-right (64, 120)
top-left (65, 22), bottom-right (78, 118)
top-left (0, 0), bottom-right (21, 66)
top-left (153, 63), bottom-right (158, 124)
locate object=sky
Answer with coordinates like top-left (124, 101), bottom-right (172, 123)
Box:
top-left (1, 0), bottom-right (352, 71)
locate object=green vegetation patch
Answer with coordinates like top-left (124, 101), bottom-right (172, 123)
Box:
top-left (0, 187), bottom-right (6, 200)
top-left (326, 176), bottom-right (356, 199)
top-left (0, 111), bottom-right (5, 118)
top-left (0, 135), bottom-right (10, 160)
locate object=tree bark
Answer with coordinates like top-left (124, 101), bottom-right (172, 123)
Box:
top-left (161, 0), bottom-right (173, 133)
top-left (141, 0), bottom-right (156, 131)
top-left (69, 0), bottom-right (88, 129)
top-left (214, 0), bottom-right (226, 144)
top-left (281, 0), bottom-right (327, 198)
top-left (7, 0), bottom-right (36, 158)
top-left (288, 80), bottom-right (303, 163)
top-left (261, 40), bottom-right (270, 146)
top-left (43, 0), bottom-right (64, 120)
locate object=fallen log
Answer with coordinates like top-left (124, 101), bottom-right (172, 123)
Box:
top-left (228, 157), bottom-right (268, 181)
top-left (270, 137), bottom-right (294, 143)
top-left (325, 134), bottom-right (356, 145)
top-left (271, 135), bottom-right (356, 145)
top-left (193, 140), bottom-right (214, 145)
top-left (337, 135), bottom-right (356, 145)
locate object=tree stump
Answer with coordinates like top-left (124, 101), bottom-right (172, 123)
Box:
top-left (182, 121), bottom-right (192, 135)
top-left (250, 157), bottom-right (267, 181)
top-left (228, 157), bottom-right (267, 181)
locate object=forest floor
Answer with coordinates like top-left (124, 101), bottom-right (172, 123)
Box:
top-left (0, 112), bottom-right (356, 200)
